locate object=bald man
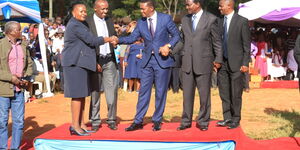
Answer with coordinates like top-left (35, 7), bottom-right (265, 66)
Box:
top-left (86, 0), bottom-right (119, 131)
top-left (217, 0), bottom-right (250, 129)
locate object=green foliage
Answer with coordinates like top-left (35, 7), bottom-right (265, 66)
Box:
top-left (82, 0), bottom-right (95, 16)
top-left (112, 8), bottom-right (128, 18)
top-left (111, 0), bottom-right (140, 19)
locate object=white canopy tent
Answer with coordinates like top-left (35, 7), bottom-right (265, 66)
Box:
top-left (238, 0), bottom-right (300, 27)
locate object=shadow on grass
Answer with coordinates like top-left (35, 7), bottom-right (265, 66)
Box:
top-left (8, 116), bottom-right (56, 149)
top-left (264, 107), bottom-right (300, 145)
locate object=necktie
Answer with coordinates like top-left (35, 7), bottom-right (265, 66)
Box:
top-left (223, 16), bottom-right (228, 59)
top-left (192, 15), bottom-right (197, 31)
top-left (148, 18), bottom-right (155, 37)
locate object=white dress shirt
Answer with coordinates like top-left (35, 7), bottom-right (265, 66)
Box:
top-left (52, 37), bottom-right (64, 54)
top-left (224, 11), bottom-right (235, 33)
top-left (192, 9), bottom-right (203, 30)
top-left (94, 14), bottom-right (110, 56)
top-left (147, 11), bottom-right (157, 33)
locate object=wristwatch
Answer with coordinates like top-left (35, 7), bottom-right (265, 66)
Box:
top-left (166, 43), bottom-right (172, 48)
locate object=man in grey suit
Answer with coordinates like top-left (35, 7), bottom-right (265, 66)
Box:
top-left (177, 0), bottom-right (222, 131)
top-left (86, 0), bottom-right (118, 131)
top-left (216, 0), bottom-right (250, 129)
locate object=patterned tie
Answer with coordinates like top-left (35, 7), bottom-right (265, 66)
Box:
top-left (192, 15), bottom-right (197, 31)
top-left (148, 18), bottom-right (155, 38)
top-left (223, 16), bottom-right (228, 59)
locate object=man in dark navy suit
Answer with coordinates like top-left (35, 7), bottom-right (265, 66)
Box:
top-left (115, 0), bottom-right (180, 131)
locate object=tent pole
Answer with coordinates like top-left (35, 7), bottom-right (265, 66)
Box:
top-left (49, 0), bottom-right (53, 19)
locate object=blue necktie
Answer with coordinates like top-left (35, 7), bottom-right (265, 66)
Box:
top-left (148, 18), bottom-right (155, 38)
top-left (223, 16), bottom-right (228, 59)
top-left (192, 15), bottom-right (197, 31)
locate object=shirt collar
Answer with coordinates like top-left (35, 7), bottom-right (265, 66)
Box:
top-left (94, 13), bottom-right (105, 22)
top-left (225, 10), bottom-right (234, 19)
top-left (8, 37), bottom-right (22, 45)
top-left (148, 11), bottom-right (157, 21)
top-left (193, 9), bottom-right (203, 19)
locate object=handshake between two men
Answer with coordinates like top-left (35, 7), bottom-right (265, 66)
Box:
top-left (103, 36), bottom-right (172, 57)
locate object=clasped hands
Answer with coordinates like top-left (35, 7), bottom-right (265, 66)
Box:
top-left (104, 36), bottom-right (119, 47)
top-left (11, 75), bottom-right (29, 89)
top-left (159, 44), bottom-right (171, 57)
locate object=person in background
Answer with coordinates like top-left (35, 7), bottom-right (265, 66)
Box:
top-left (52, 28), bottom-right (64, 55)
top-left (0, 21), bottom-right (33, 150)
top-left (124, 38), bottom-right (144, 92)
top-left (294, 34), bottom-right (300, 91)
top-left (56, 16), bottom-right (66, 31)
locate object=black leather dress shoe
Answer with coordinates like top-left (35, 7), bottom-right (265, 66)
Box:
top-left (177, 124), bottom-right (191, 130)
top-left (125, 123), bottom-right (143, 131)
top-left (108, 123), bottom-right (118, 130)
top-left (196, 124), bottom-right (208, 131)
top-left (216, 119), bottom-right (232, 127)
top-left (227, 122), bottom-right (240, 129)
top-left (91, 125), bottom-right (100, 132)
top-left (152, 122), bottom-right (161, 131)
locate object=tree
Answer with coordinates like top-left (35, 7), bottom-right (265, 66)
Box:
top-left (111, 0), bottom-right (141, 20)
top-left (159, 0), bottom-right (183, 20)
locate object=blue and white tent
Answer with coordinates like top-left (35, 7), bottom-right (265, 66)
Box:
top-left (0, 0), bottom-right (41, 23)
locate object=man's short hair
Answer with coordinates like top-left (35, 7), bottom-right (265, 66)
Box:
top-left (94, 0), bottom-right (108, 7)
top-left (193, 0), bottom-right (204, 6)
top-left (4, 21), bottom-right (19, 34)
top-left (70, 0), bottom-right (85, 11)
top-left (140, 0), bottom-right (156, 8)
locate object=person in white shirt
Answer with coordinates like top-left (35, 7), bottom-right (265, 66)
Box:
top-left (52, 28), bottom-right (64, 55)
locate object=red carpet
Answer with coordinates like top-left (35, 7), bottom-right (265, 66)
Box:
top-left (260, 81), bottom-right (299, 88)
top-left (32, 121), bottom-right (300, 150)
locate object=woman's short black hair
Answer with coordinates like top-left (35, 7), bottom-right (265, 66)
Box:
top-left (64, 1), bottom-right (85, 26)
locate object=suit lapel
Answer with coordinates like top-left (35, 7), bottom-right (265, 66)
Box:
top-left (228, 13), bottom-right (238, 38)
top-left (105, 17), bottom-right (114, 37)
top-left (142, 17), bottom-right (152, 40)
top-left (153, 13), bottom-right (162, 39)
top-left (90, 15), bottom-right (98, 36)
top-left (186, 15), bottom-right (193, 34)
top-left (193, 11), bottom-right (208, 35)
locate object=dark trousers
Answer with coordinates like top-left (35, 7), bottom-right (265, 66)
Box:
top-left (181, 71), bottom-right (212, 126)
top-left (243, 72), bottom-right (250, 89)
top-left (217, 60), bottom-right (244, 123)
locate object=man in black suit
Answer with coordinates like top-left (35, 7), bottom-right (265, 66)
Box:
top-left (217, 0), bottom-right (250, 129)
top-left (86, 0), bottom-right (118, 131)
top-left (177, 0), bottom-right (222, 131)
top-left (294, 34), bottom-right (300, 91)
